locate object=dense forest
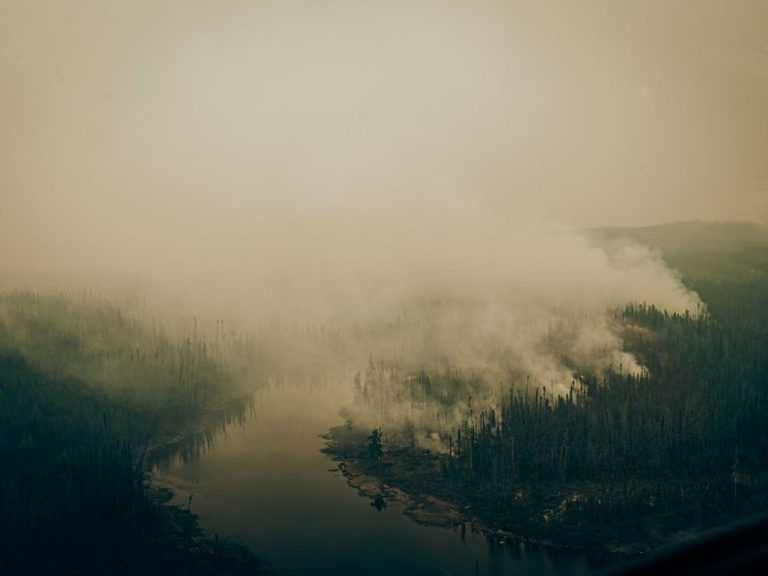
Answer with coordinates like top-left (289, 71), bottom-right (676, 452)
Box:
top-left (0, 292), bottom-right (269, 575)
top-left (328, 239), bottom-right (768, 552)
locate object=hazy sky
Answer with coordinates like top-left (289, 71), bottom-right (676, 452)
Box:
top-left (1, 0), bottom-right (767, 275)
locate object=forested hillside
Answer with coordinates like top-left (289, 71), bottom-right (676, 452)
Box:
top-left (329, 234), bottom-right (768, 552)
top-left (0, 292), bottom-right (264, 575)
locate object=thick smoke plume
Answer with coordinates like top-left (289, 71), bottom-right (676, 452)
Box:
top-left (265, 201), bottom-right (701, 394)
top-left (2, 189), bottom-right (700, 397)
top-left (100, 202), bottom-right (704, 398)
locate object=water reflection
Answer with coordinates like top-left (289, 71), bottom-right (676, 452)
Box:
top-left (151, 394), bottom-right (255, 469)
top-left (151, 369), bottom-right (337, 469)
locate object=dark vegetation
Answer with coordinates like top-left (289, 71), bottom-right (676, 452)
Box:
top-left (0, 292), bottom-right (265, 575)
top-left (3, 221), bottom-right (766, 571)
top-left (330, 236), bottom-right (768, 552)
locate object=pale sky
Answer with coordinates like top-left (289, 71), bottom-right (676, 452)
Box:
top-left (1, 0), bottom-right (767, 275)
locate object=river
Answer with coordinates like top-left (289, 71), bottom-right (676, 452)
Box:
top-left (153, 382), bottom-right (622, 576)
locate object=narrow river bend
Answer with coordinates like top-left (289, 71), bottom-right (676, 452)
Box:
top-left (154, 383), bottom-right (613, 576)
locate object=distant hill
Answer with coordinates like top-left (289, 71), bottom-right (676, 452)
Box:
top-left (586, 221), bottom-right (768, 280)
top-left (588, 221), bottom-right (768, 255)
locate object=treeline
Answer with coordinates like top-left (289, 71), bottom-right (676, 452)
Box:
top-left (345, 278), bottom-right (768, 550)
top-left (0, 291), bottom-right (259, 431)
top-left (0, 291), bottom-right (266, 575)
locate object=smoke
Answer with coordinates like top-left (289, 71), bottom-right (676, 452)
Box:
top-left (296, 204), bottom-right (702, 439)
top-left (299, 202), bottom-right (700, 393)
top-left (1, 0), bottom-right (717, 401)
top-left (0, 186), bottom-right (699, 398)
top-left (146, 196), bottom-right (700, 396)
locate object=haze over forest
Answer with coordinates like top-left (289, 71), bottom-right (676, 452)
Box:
top-left (3, 2), bottom-right (768, 575)
top-left (3, 2), bottom-right (767, 402)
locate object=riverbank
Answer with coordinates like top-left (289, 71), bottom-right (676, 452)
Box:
top-left (0, 350), bottom-right (266, 576)
top-left (332, 458), bottom-right (464, 527)
top-left (323, 422), bottom-right (647, 559)
top-left (146, 390), bottom-right (267, 575)
top-left (146, 483), bottom-right (266, 575)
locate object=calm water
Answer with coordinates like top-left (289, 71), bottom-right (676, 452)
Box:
top-left (154, 383), bottom-right (622, 576)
